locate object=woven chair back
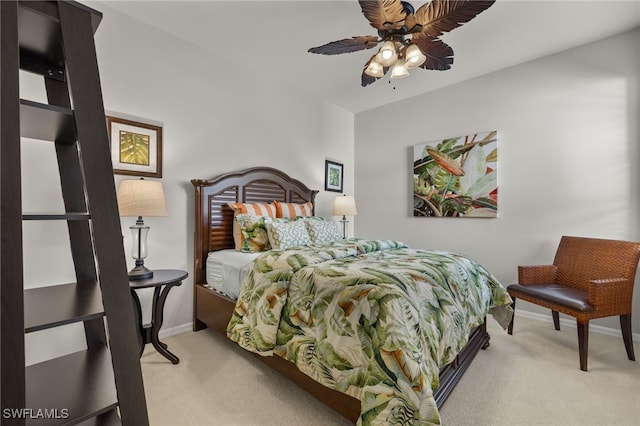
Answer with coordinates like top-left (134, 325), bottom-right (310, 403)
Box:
top-left (553, 236), bottom-right (640, 291)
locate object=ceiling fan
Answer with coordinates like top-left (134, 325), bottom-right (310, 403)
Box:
top-left (308, 0), bottom-right (496, 87)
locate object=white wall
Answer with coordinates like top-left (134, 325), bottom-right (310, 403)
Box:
top-left (95, 1), bottom-right (355, 330)
top-left (20, 2), bottom-right (638, 364)
top-left (21, 2), bottom-right (354, 364)
top-left (355, 28), bottom-right (640, 333)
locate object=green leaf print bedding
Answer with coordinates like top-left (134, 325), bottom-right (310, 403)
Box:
top-left (227, 238), bottom-right (513, 425)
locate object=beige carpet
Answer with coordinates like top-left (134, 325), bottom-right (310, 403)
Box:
top-left (141, 315), bottom-right (640, 425)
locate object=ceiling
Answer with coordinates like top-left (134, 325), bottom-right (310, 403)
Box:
top-left (98, 0), bottom-right (640, 113)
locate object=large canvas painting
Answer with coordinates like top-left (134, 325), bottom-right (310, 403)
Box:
top-left (413, 130), bottom-right (498, 217)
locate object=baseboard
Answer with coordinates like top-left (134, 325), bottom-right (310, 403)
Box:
top-left (158, 322), bottom-right (193, 339)
top-left (159, 312), bottom-right (640, 343)
top-left (514, 310), bottom-right (640, 342)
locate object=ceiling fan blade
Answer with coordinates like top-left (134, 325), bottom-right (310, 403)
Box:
top-left (403, 9), bottom-right (419, 32)
top-left (359, 0), bottom-right (407, 31)
top-left (415, 0), bottom-right (495, 37)
top-left (308, 36), bottom-right (379, 55)
top-left (361, 72), bottom-right (378, 87)
top-left (412, 35), bottom-right (454, 70)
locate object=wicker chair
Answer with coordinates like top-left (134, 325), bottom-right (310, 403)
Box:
top-left (507, 236), bottom-right (640, 371)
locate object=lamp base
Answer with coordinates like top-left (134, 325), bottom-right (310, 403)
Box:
top-left (340, 215), bottom-right (348, 239)
top-left (128, 264), bottom-right (153, 281)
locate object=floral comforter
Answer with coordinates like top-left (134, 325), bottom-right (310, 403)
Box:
top-left (227, 238), bottom-right (513, 425)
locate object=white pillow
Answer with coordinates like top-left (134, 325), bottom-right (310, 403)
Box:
top-left (304, 216), bottom-right (343, 244)
top-left (266, 219), bottom-right (311, 250)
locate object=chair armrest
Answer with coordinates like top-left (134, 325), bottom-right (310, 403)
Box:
top-left (518, 265), bottom-right (557, 284)
top-left (587, 278), bottom-right (634, 312)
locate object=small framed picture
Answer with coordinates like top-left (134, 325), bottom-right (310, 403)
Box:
top-left (324, 160), bottom-right (343, 192)
top-left (107, 115), bottom-right (162, 178)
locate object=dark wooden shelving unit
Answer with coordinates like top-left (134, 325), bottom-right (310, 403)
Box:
top-left (1, 1), bottom-right (149, 424)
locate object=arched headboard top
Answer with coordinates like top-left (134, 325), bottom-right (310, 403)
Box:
top-left (191, 166), bottom-right (316, 196)
top-left (191, 167), bottom-right (319, 285)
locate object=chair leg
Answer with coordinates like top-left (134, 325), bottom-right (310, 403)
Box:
top-left (552, 310), bottom-right (560, 330)
top-left (508, 299), bottom-right (516, 335)
top-left (577, 321), bottom-right (589, 371)
top-left (620, 315), bottom-right (635, 361)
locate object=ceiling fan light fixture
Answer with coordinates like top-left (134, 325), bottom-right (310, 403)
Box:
top-left (390, 58), bottom-right (409, 79)
top-left (364, 59), bottom-right (384, 78)
top-left (376, 41), bottom-right (398, 66)
top-left (307, 0), bottom-right (496, 87)
top-left (405, 43), bottom-right (426, 69)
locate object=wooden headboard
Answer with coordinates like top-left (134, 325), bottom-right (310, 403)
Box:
top-left (191, 166), bottom-right (318, 286)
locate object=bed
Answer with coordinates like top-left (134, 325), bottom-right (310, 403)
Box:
top-left (191, 166), bottom-right (512, 425)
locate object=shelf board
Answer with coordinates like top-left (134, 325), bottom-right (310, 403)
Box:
top-left (18, 0), bottom-right (103, 32)
top-left (23, 212), bottom-right (90, 221)
top-left (20, 99), bottom-right (76, 144)
top-left (18, 1), bottom-right (102, 80)
top-left (24, 282), bottom-right (105, 333)
top-left (26, 348), bottom-right (118, 425)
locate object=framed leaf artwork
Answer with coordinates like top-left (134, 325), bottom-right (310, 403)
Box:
top-left (107, 115), bottom-right (162, 178)
top-left (324, 160), bottom-right (343, 192)
top-left (413, 130), bottom-right (498, 217)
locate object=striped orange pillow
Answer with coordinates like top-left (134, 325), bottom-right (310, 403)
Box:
top-left (274, 201), bottom-right (313, 218)
top-left (228, 202), bottom-right (276, 250)
top-left (228, 202), bottom-right (276, 217)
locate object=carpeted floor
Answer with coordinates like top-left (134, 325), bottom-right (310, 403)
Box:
top-left (141, 315), bottom-right (640, 425)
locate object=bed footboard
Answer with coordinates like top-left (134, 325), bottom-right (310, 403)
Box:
top-left (435, 321), bottom-right (489, 407)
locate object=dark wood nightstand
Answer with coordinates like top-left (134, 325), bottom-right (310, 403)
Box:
top-left (130, 269), bottom-right (188, 364)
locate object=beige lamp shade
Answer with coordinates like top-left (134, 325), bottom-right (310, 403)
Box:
top-left (376, 41), bottom-right (397, 67)
top-left (117, 179), bottom-right (168, 217)
top-left (332, 195), bottom-right (357, 216)
top-left (390, 58), bottom-right (409, 79)
top-left (364, 59), bottom-right (384, 78)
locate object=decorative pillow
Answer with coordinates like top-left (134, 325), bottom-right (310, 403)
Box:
top-left (304, 216), bottom-right (343, 244)
top-left (228, 202), bottom-right (276, 217)
top-left (274, 201), bottom-right (313, 218)
top-left (235, 214), bottom-right (272, 252)
top-left (228, 202), bottom-right (276, 250)
top-left (266, 219), bottom-right (311, 250)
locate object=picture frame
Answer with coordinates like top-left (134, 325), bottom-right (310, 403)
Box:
top-left (324, 160), bottom-right (343, 193)
top-left (107, 115), bottom-right (162, 178)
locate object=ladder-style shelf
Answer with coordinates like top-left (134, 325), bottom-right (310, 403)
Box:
top-left (1, 1), bottom-right (149, 424)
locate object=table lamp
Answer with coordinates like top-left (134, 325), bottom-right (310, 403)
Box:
top-left (332, 194), bottom-right (357, 239)
top-left (117, 178), bottom-right (168, 280)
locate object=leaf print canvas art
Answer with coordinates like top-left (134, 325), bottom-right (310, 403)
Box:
top-left (119, 130), bottom-right (150, 166)
top-left (413, 130), bottom-right (498, 217)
